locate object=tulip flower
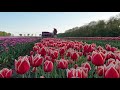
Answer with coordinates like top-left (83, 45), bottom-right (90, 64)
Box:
top-left (81, 62), bottom-right (91, 71)
top-left (0, 68), bottom-right (12, 78)
top-left (87, 55), bottom-right (91, 61)
top-left (96, 66), bottom-right (104, 76)
top-left (29, 54), bottom-right (43, 67)
top-left (40, 47), bottom-right (46, 56)
top-left (71, 52), bottom-right (79, 61)
top-left (44, 60), bottom-right (53, 73)
top-left (105, 66), bottom-right (119, 78)
top-left (30, 51), bottom-right (34, 56)
top-left (105, 44), bottom-right (111, 51)
top-left (57, 59), bottom-right (68, 69)
top-left (59, 47), bottom-right (65, 56)
top-left (91, 51), bottom-right (105, 66)
top-left (51, 51), bottom-right (58, 59)
top-left (15, 56), bottom-right (30, 74)
top-left (66, 67), bottom-right (88, 78)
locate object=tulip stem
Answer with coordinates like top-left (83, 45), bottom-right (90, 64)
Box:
top-left (35, 71), bottom-right (37, 78)
top-left (29, 71), bottom-right (31, 78)
top-left (22, 74), bottom-right (25, 78)
top-left (62, 69), bottom-right (64, 78)
top-left (47, 73), bottom-right (50, 78)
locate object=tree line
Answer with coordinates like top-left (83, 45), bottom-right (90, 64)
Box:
top-left (57, 14), bottom-right (120, 37)
top-left (0, 31), bottom-right (11, 36)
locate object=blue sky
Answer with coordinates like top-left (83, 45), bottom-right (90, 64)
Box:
top-left (0, 12), bottom-right (120, 36)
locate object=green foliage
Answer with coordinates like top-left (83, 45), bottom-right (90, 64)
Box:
top-left (57, 14), bottom-right (120, 37)
top-left (0, 39), bottom-right (40, 70)
top-left (0, 31), bottom-right (11, 36)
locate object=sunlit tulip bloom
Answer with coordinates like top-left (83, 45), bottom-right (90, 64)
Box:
top-left (15, 56), bottom-right (30, 74)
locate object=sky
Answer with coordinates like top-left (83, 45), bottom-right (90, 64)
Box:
top-left (0, 12), bottom-right (120, 36)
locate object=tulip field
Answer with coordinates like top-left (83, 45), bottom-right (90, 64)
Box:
top-left (1, 37), bottom-right (120, 78)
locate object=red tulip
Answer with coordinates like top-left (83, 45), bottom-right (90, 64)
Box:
top-left (57, 59), bottom-right (68, 69)
top-left (91, 51), bottom-right (105, 66)
top-left (51, 51), bottom-right (58, 59)
top-left (83, 44), bottom-right (89, 54)
top-left (115, 53), bottom-right (120, 61)
top-left (0, 68), bottom-right (12, 78)
top-left (66, 68), bottom-right (78, 78)
top-left (106, 52), bottom-right (112, 60)
top-left (74, 64), bottom-right (78, 69)
top-left (66, 67), bottom-right (88, 78)
top-left (81, 62), bottom-right (91, 71)
top-left (30, 51), bottom-right (34, 56)
top-left (40, 47), bottom-right (47, 56)
top-left (102, 50), bottom-right (107, 54)
top-left (105, 66), bottom-right (119, 78)
top-left (30, 54), bottom-right (43, 67)
top-left (87, 55), bottom-right (91, 61)
top-left (15, 56), bottom-right (30, 74)
top-left (80, 67), bottom-right (88, 78)
top-left (59, 47), bottom-right (65, 56)
top-left (45, 55), bottom-right (51, 61)
top-left (96, 66), bottom-right (104, 76)
top-left (105, 44), bottom-right (111, 51)
top-left (87, 45), bottom-right (94, 52)
top-left (111, 47), bottom-right (117, 52)
top-left (78, 52), bottom-right (83, 57)
top-left (66, 51), bottom-right (71, 57)
top-left (51, 59), bottom-right (56, 63)
top-left (91, 43), bottom-right (96, 47)
top-left (71, 52), bottom-right (79, 61)
top-left (44, 60), bottom-right (53, 72)
top-left (74, 46), bottom-right (80, 51)
top-left (97, 46), bottom-right (104, 51)
top-left (33, 45), bottom-right (39, 51)
top-left (106, 58), bottom-right (116, 66)
top-left (111, 53), bottom-right (116, 59)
